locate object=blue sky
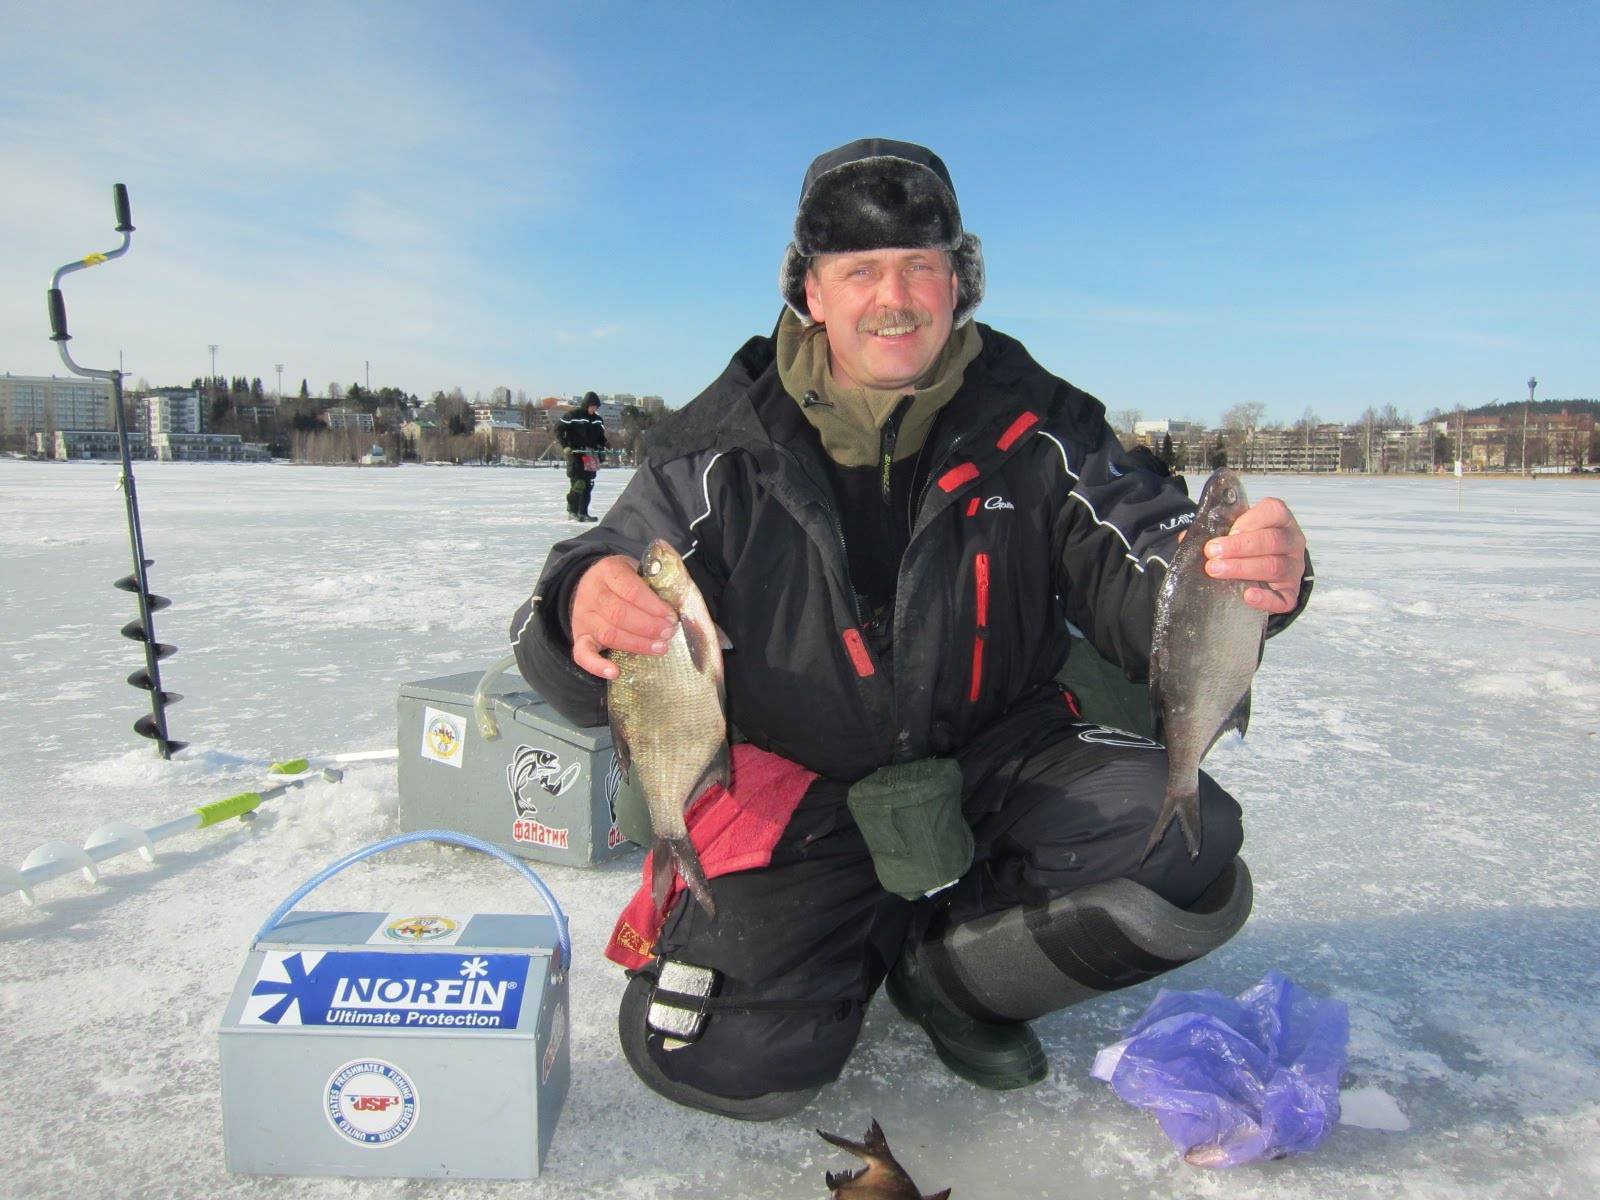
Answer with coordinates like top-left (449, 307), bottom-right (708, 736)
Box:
top-left (2, 1), bottom-right (1594, 424)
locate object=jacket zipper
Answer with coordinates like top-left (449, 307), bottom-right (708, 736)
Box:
top-left (879, 398), bottom-right (909, 502)
top-left (968, 551), bottom-right (991, 702)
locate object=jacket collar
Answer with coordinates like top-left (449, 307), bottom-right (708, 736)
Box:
top-left (644, 322), bottom-right (1109, 469)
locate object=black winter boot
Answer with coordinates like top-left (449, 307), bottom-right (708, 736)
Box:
top-left (884, 943), bottom-right (1047, 1090)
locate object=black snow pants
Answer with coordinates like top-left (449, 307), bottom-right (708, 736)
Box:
top-left (566, 453), bottom-right (597, 516)
top-left (621, 686), bottom-right (1244, 1101)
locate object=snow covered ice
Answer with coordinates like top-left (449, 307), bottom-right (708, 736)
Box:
top-left (2, 459), bottom-right (1597, 1199)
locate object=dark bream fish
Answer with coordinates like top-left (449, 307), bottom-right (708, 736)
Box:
top-left (1144, 467), bottom-right (1267, 863)
top-left (606, 539), bottom-right (727, 918)
top-left (817, 1121), bottom-right (950, 1200)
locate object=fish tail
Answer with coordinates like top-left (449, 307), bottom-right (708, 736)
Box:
top-left (1175, 786), bottom-right (1203, 860)
top-left (669, 835), bottom-right (717, 919)
top-left (1141, 779), bottom-right (1204, 864)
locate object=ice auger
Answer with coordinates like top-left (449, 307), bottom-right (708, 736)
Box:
top-left (47, 184), bottom-right (186, 758)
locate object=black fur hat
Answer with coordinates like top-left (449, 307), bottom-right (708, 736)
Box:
top-left (581, 391), bottom-right (600, 408)
top-left (780, 138), bottom-right (985, 328)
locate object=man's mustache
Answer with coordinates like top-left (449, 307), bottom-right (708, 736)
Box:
top-left (857, 308), bottom-right (932, 335)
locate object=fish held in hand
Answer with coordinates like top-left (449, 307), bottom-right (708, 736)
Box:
top-left (817, 1121), bottom-right (950, 1200)
top-left (606, 539), bottom-right (728, 918)
top-left (1144, 468), bottom-right (1267, 863)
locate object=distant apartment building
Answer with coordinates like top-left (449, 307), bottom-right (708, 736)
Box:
top-left (324, 407), bottom-right (375, 432)
top-left (150, 431), bottom-right (270, 462)
top-left (37, 429), bottom-right (149, 460)
top-left (473, 405), bottom-right (526, 431)
top-left (1450, 408), bottom-right (1596, 471)
top-left (1, 373), bottom-right (113, 435)
top-left (1246, 426), bottom-right (1344, 472)
top-left (144, 387), bottom-right (205, 436)
top-left (1132, 419), bottom-right (1200, 438)
top-left (236, 400), bottom-right (279, 425)
top-left (485, 426), bottom-right (548, 458)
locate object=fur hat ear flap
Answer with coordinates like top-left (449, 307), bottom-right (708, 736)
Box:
top-left (780, 242), bottom-right (813, 324)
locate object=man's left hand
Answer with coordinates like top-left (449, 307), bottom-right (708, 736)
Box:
top-left (1203, 497), bottom-right (1307, 615)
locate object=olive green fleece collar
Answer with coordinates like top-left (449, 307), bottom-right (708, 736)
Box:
top-left (775, 308), bottom-right (982, 468)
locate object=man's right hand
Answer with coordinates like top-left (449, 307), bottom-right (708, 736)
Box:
top-left (570, 554), bottom-right (678, 679)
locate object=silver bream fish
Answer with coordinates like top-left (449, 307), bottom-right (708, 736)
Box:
top-left (1144, 468), bottom-right (1267, 863)
top-left (817, 1121), bottom-right (950, 1200)
top-left (606, 539), bottom-right (727, 917)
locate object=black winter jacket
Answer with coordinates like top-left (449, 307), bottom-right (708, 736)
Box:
top-left (510, 325), bottom-right (1309, 782)
top-left (556, 408), bottom-right (607, 454)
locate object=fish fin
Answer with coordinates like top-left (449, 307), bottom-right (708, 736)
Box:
top-left (669, 836), bottom-right (717, 919)
top-left (817, 1129), bottom-right (867, 1159)
top-left (1149, 681), bottom-right (1167, 747)
top-left (693, 741), bottom-right (731, 794)
top-left (650, 837), bottom-right (674, 914)
top-left (1221, 687), bottom-right (1252, 740)
top-left (925, 1191), bottom-right (952, 1200)
top-left (1141, 780), bottom-right (1203, 864)
top-left (681, 611), bottom-right (713, 674)
top-left (610, 724), bottom-right (632, 779)
top-left (861, 1119), bottom-right (890, 1158)
top-left (825, 1166), bottom-right (865, 1189)
top-left (716, 622), bottom-right (733, 651)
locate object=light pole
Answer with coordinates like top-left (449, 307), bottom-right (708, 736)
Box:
top-left (275, 363), bottom-right (284, 402)
top-left (1522, 376), bottom-right (1536, 473)
top-left (208, 343), bottom-right (218, 417)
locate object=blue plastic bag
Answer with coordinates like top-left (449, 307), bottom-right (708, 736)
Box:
top-left (1091, 970), bottom-right (1349, 1167)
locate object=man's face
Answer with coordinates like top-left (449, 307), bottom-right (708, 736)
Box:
top-left (803, 248), bottom-right (959, 392)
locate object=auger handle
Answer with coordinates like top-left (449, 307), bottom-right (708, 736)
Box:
top-left (114, 184), bottom-right (134, 233)
top-left (48, 289), bottom-right (69, 342)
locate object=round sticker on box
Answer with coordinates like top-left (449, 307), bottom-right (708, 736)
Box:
top-left (325, 1059), bottom-right (418, 1147)
top-left (382, 915), bottom-right (460, 943)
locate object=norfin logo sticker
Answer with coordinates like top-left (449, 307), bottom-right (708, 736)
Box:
top-left (421, 706), bottom-right (466, 767)
top-left (325, 1059), bottom-right (418, 1147)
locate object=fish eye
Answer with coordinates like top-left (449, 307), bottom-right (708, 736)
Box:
top-left (645, 559), bottom-right (661, 577)
top-left (1224, 488), bottom-right (1238, 504)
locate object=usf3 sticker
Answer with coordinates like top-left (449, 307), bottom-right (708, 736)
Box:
top-left (325, 1058), bottom-right (418, 1147)
top-left (243, 950), bottom-right (528, 1029)
top-left (420, 706), bottom-right (466, 767)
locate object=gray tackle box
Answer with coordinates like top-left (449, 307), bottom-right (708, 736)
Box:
top-left (397, 668), bottom-right (634, 866)
top-left (219, 835), bottom-right (571, 1179)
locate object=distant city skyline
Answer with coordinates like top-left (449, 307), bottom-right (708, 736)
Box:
top-left (2, 2), bottom-right (1595, 426)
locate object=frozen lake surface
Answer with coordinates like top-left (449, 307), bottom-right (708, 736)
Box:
top-left (2, 459), bottom-right (1597, 1199)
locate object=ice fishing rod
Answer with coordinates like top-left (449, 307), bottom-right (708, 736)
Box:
top-left (48, 184), bottom-right (186, 759)
top-left (1, 768), bottom-right (344, 907)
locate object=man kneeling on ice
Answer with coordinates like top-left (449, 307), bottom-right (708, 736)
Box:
top-left (510, 138), bottom-right (1312, 1119)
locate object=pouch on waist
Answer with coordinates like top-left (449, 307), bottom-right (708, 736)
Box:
top-left (846, 758), bottom-right (973, 900)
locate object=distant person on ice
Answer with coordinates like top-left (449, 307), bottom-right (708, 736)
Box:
top-left (557, 391), bottom-right (607, 521)
top-left (511, 139), bottom-right (1312, 1119)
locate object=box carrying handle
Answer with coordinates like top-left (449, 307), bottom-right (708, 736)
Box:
top-left (253, 829), bottom-right (572, 968)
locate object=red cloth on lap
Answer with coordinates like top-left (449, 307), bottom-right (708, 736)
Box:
top-left (605, 743), bottom-right (817, 970)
